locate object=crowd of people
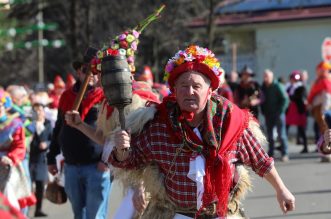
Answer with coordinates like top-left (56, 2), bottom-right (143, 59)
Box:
top-left (0, 74), bottom-right (72, 218)
top-left (0, 44), bottom-right (331, 219)
top-left (218, 62), bottom-right (331, 163)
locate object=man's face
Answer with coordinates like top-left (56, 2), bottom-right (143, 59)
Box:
top-left (33, 104), bottom-right (45, 120)
top-left (230, 71), bottom-right (238, 82)
top-left (77, 67), bottom-right (98, 87)
top-left (241, 72), bottom-right (251, 82)
top-left (263, 71), bottom-right (273, 86)
top-left (174, 71), bottom-right (212, 114)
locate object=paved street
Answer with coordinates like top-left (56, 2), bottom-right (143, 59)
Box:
top-left (28, 143), bottom-right (331, 219)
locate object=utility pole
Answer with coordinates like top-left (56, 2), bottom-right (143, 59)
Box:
top-left (37, 0), bottom-right (44, 83)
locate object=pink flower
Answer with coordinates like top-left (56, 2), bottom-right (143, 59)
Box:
top-left (131, 41), bottom-right (137, 50)
top-left (165, 63), bottom-right (174, 73)
top-left (132, 30), bottom-right (140, 38)
top-left (118, 34), bottom-right (127, 41)
top-left (127, 56), bottom-right (134, 63)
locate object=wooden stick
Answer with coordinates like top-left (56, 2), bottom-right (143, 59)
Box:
top-left (118, 106), bottom-right (126, 130)
top-left (72, 66), bottom-right (92, 111)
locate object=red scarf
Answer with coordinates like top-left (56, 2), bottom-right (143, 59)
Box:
top-left (157, 95), bottom-right (250, 217)
top-left (58, 84), bottom-right (104, 121)
top-left (307, 76), bottom-right (331, 104)
top-left (202, 103), bottom-right (249, 217)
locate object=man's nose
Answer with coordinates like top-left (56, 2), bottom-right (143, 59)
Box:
top-left (186, 86), bottom-right (194, 95)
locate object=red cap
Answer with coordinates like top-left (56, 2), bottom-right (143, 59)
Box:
top-left (54, 75), bottom-right (65, 89)
top-left (316, 61), bottom-right (331, 71)
top-left (168, 62), bottom-right (220, 91)
top-left (136, 66), bottom-right (154, 82)
top-left (66, 73), bottom-right (76, 89)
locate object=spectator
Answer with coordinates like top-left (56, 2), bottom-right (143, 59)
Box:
top-left (216, 70), bottom-right (234, 102)
top-left (285, 70), bottom-right (308, 153)
top-left (0, 89), bottom-right (36, 211)
top-left (29, 92), bottom-right (53, 217)
top-left (234, 65), bottom-right (261, 119)
top-left (308, 61), bottom-right (331, 162)
top-left (227, 70), bottom-right (239, 94)
top-left (261, 69), bottom-right (289, 161)
top-left (48, 75), bottom-right (65, 109)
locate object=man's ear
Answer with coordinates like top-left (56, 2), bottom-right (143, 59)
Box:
top-left (172, 87), bottom-right (177, 97)
top-left (207, 87), bottom-right (213, 98)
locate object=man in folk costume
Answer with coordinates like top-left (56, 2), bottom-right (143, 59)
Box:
top-left (307, 61), bottom-right (331, 162)
top-left (47, 60), bottom-right (111, 219)
top-left (65, 21), bottom-right (161, 218)
top-left (108, 45), bottom-right (295, 219)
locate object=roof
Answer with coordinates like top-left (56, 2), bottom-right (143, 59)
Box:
top-left (189, 0), bottom-right (331, 27)
top-left (216, 0), bottom-right (331, 14)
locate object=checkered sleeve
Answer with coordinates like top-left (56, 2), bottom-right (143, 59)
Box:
top-left (237, 128), bottom-right (274, 177)
top-left (108, 128), bottom-right (153, 169)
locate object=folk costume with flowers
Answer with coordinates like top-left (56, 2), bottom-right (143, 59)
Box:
top-left (107, 46), bottom-right (273, 219)
top-left (91, 9), bottom-right (163, 218)
top-left (0, 90), bottom-right (36, 210)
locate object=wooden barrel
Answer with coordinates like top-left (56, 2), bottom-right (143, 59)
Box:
top-left (101, 55), bottom-right (132, 106)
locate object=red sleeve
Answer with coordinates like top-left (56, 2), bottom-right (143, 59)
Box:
top-left (7, 126), bottom-right (26, 166)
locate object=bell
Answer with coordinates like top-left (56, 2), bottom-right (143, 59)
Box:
top-left (101, 55), bottom-right (132, 129)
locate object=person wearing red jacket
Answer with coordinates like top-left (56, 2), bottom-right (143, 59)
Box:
top-left (0, 89), bottom-right (36, 211)
top-left (307, 61), bottom-right (331, 162)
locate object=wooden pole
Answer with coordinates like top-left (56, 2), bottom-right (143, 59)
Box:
top-left (72, 69), bottom-right (92, 111)
top-left (232, 43), bottom-right (237, 72)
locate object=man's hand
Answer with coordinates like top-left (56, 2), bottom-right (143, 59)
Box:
top-left (132, 184), bottom-right (148, 214)
top-left (65, 111), bottom-right (82, 128)
top-left (114, 130), bottom-right (131, 161)
top-left (322, 129), bottom-right (331, 154)
top-left (0, 156), bottom-right (13, 166)
top-left (39, 141), bottom-right (48, 150)
top-left (250, 97), bottom-right (260, 106)
top-left (97, 161), bottom-right (109, 172)
top-left (48, 164), bottom-right (58, 176)
top-left (276, 187), bottom-right (295, 214)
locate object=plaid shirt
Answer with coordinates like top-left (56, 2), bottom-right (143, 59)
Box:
top-left (109, 112), bottom-right (273, 209)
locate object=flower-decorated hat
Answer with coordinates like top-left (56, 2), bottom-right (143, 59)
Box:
top-left (0, 89), bottom-right (13, 109)
top-left (91, 5), bottom-right (165, 75)
top-left (163, 45), bottom-right (223, 91)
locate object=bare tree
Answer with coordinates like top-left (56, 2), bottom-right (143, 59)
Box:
top-left (0, 0), bottom-right (226, 85)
